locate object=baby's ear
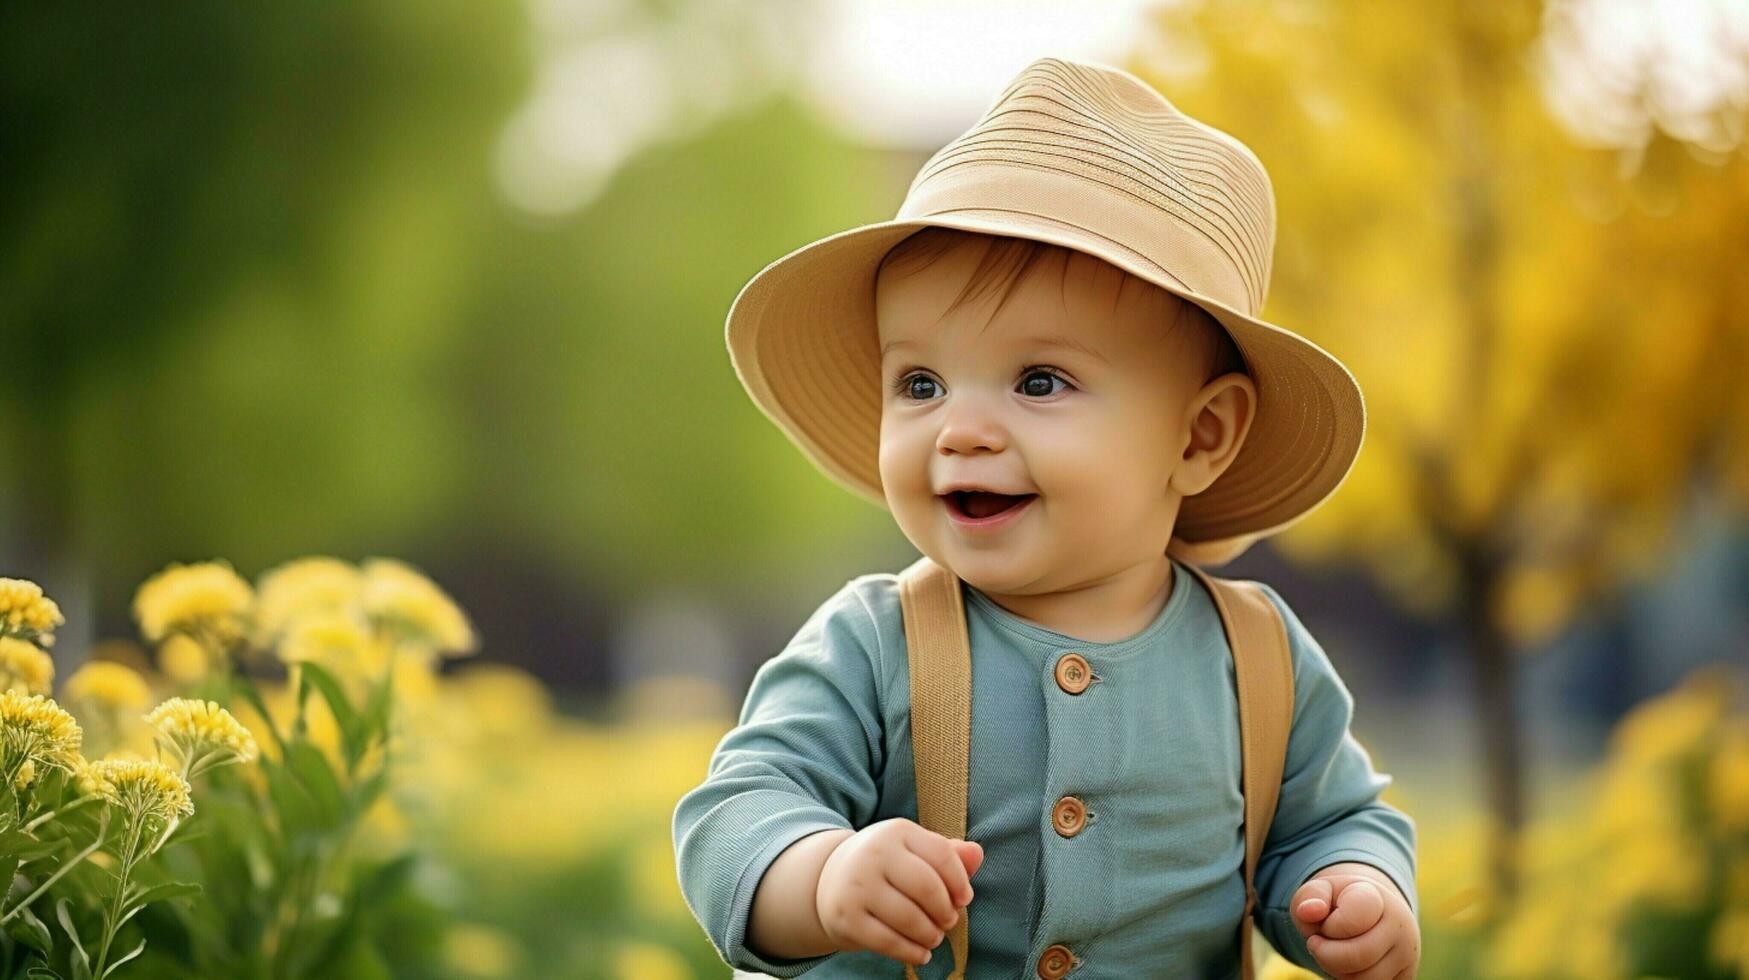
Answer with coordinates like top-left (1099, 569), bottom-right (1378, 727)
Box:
top-left (1170, 373), bottom-right (1256, 496)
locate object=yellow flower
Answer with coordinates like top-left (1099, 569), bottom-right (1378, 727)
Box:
top-left (144, 697), bottom-right (258, 778)
top-left (0, 637), bottom-right (54, 695)
top-left (12, 758), bottom-right (35, 790)
top-left (0, 690), bottom-right (83, 773)
top-left (443, 923), bottom-right (522, 978)
top-left (1257, 952), bottom-right (1320, 979)
top-left (64, 661), bottom-right (152, 712)
top-left (442, 664), bottom-right (554, 745)
top-left (132, 560), bottom-right (254, 648)
top-left (1714, 907), bottom-right (1749, 979)
top-left (89, 757), bottom-right (194, 827)
top-left (1711, 717), bottom-right (1749, 833)
top-left (72, 754), bottom-right (112, 798)
top-left (253, 557), bottom-right (364, 645)
top-left (279, 610), bottom-right (388, 675)
top-left (360, 558), bottom-right (475, 658)
top-left (0, 578), bottom-right (63, 648)
top-left (609, 940), bottom-right (688, 980)
top-left (1610, 666), bottom-right (1730, 767)
top-left (157, 634), bottom-right (210, 685)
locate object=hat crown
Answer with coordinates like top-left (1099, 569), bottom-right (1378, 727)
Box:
top-left (722, 54), bottom-right (1366, 562)
top-left (896, 56), bottom-right (1277, 318)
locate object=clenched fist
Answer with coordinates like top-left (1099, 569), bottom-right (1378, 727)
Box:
top-left (815, 817), bottom-right (985, 968)
top-left (1290, 861), bottom-right (1420, 980)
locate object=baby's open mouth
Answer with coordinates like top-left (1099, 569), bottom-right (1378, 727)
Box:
top-left (943, 490), bottom-right (1038, 520)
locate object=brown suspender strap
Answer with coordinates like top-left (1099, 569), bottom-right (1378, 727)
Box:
top-left (1181, 563), bottom-right (1295, 980)
top-left (898, 555), bottom-right (973, 980)
top-left (897, 556), bottom-right (1293, 980)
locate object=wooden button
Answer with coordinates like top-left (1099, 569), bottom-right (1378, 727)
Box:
top-left (1051, 795), bottom-right (1087, 837)
top-left (1054, 653), bottom-right (1092, 694)
top-left (1036, 943), bottom-right (1076, 978)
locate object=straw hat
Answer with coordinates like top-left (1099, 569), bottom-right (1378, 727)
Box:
top-left (724, 55), bottom-right (1365, 567)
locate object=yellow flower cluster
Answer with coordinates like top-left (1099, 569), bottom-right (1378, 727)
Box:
top-left (133, 560), bottom-right (254, 648)
top-left (249, 556), bottom-right (474, 682)
top-left (0, 636), bottom-right (55, 695)
top-left (64, 660), bottom-right (153, 711)
top-left (280, 610), bottom-right (388, 674)
top-left (73, 754), bottom-right (112, 798)
top-left (1483, 662), bottom-right (1749, 978)
top-left (0, 577), bottom-right (64, 647)
top-left (254, 557), bottom-right (364, 646)
top-left (157, 633), bottom-right (210, 684)
top-left (0, 690), bottom-right (83, 773)
top-left (87, 757), bottom-right (194, 826)
top-left (145, 697), bottom-right (258, 778)
top-left (361, 558), bottom-right (476, 658)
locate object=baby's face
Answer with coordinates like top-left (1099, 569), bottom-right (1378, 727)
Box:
top-left (876, 237), bottom-right (1237, 598)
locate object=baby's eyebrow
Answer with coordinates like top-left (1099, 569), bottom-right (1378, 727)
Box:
top-left (1019, 335), bottom-right (1110, 365)
top-left (879, 335), bottom-right (1109, 365)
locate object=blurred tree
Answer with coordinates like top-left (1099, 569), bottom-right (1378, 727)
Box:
top-left (0, 0), bottom-right (900, 647)
top-left (1132, 0), bottom-right (1749, 905)
top-left (0, 0), bottom-right (527, 606)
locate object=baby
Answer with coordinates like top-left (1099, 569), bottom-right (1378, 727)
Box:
top-left (675, 56), bottom-right (1419, 979)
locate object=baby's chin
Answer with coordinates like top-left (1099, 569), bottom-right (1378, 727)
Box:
top-left (930, 542), bottom-right (1054, 596)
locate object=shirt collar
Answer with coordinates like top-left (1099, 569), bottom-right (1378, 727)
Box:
top-left (961, 555), bottom-right (1198, 659)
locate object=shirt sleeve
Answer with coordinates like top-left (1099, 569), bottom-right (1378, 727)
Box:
top-left (1248, 582), bottom-right (1419, 977)
top-left (671, 577), bottom-right (888, 977)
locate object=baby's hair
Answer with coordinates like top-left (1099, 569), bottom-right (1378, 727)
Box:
top-left (877, 226), bottom-right (1248, 385)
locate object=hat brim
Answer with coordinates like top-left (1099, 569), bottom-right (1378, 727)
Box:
top-left (725, 211), bottom-right (1366, 545)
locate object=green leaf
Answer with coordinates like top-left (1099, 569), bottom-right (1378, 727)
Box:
top-left (122, 881), bottom-right (201, 914)
top-left (229, 674), bottom-right (286, 757)
top-left (0, 828), bottom-right (62, 863)
top-left (356, 853), bottom-right (417, 908)
top-left (315, 932), bottom-right (391, 980)
top-left (281, 744), bottom-right (346, 831)
top-left (351, 767), bottom-right (390, 819)
top-left (26, 966), bottom-right (65, 979)
top-left (360, 671), bottom-right (393, 742)
top-left (9, 837), bottom-right (65, 863)
top-left (264, 764), bottom-right (320, 840)
top-left (54, 898), bottom-right (90, 980)
top-left (98, 937), bottom-right (145, 979)
top-left (5, 902), bottom-right (52, 952)
top-left (296, 662), bottom-right (366, 769)
top-left (296, 662), bottom-right (358, 732)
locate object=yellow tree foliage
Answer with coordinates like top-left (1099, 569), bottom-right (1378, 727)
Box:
top-left (1128, 0), bottom-right (1749, 904)
top-left (1133, 0), bottom-right (1749, 644)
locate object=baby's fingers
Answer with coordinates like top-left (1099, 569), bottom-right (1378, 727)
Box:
top-left (1321, 880), bottom-right (1385, 940)
top-left (881, 854), bottom-right (965, 938)
top-left (1307, 925), bottom-right (1391, 977)
top-left (1290, 878), bottom-right (1334, 937)
top-left (845, 910), bottom-right (936, 968)
top-left (906, 831), bottom-right (975, 910)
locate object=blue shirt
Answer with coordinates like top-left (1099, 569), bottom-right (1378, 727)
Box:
top-left (673, 555), bottom-right (1418, 978)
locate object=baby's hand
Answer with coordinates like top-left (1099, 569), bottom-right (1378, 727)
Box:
top-left (815, 817), bottom-right (985, 968)
top-left (1289, 861), bottom-right (1420, 980)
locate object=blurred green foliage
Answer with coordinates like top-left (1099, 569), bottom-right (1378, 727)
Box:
top-left (0, 0), bottom-right (905, 619)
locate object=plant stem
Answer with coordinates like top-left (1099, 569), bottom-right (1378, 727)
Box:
top-left (93, 812), bottom-right (146, 977)
top-left (23, 793), bottom-right (99, 833)
top-left (0, 819), bottom-right (107, 925)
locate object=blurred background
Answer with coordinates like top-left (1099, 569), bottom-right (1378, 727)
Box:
top-left (4, 0), bottom-right (1748, 976)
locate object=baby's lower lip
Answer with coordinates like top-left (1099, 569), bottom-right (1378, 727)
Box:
top-left (940, 492), bottom-right (1038, 531)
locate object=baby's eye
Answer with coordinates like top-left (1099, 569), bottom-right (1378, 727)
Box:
top-left (1018, 367), bottom-right (1072, 398)
top-left (891, 372), bottom-right (942, 401)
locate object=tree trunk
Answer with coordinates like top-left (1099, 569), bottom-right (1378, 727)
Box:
top-left (1459, 545), bottom-right (1524, 909)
